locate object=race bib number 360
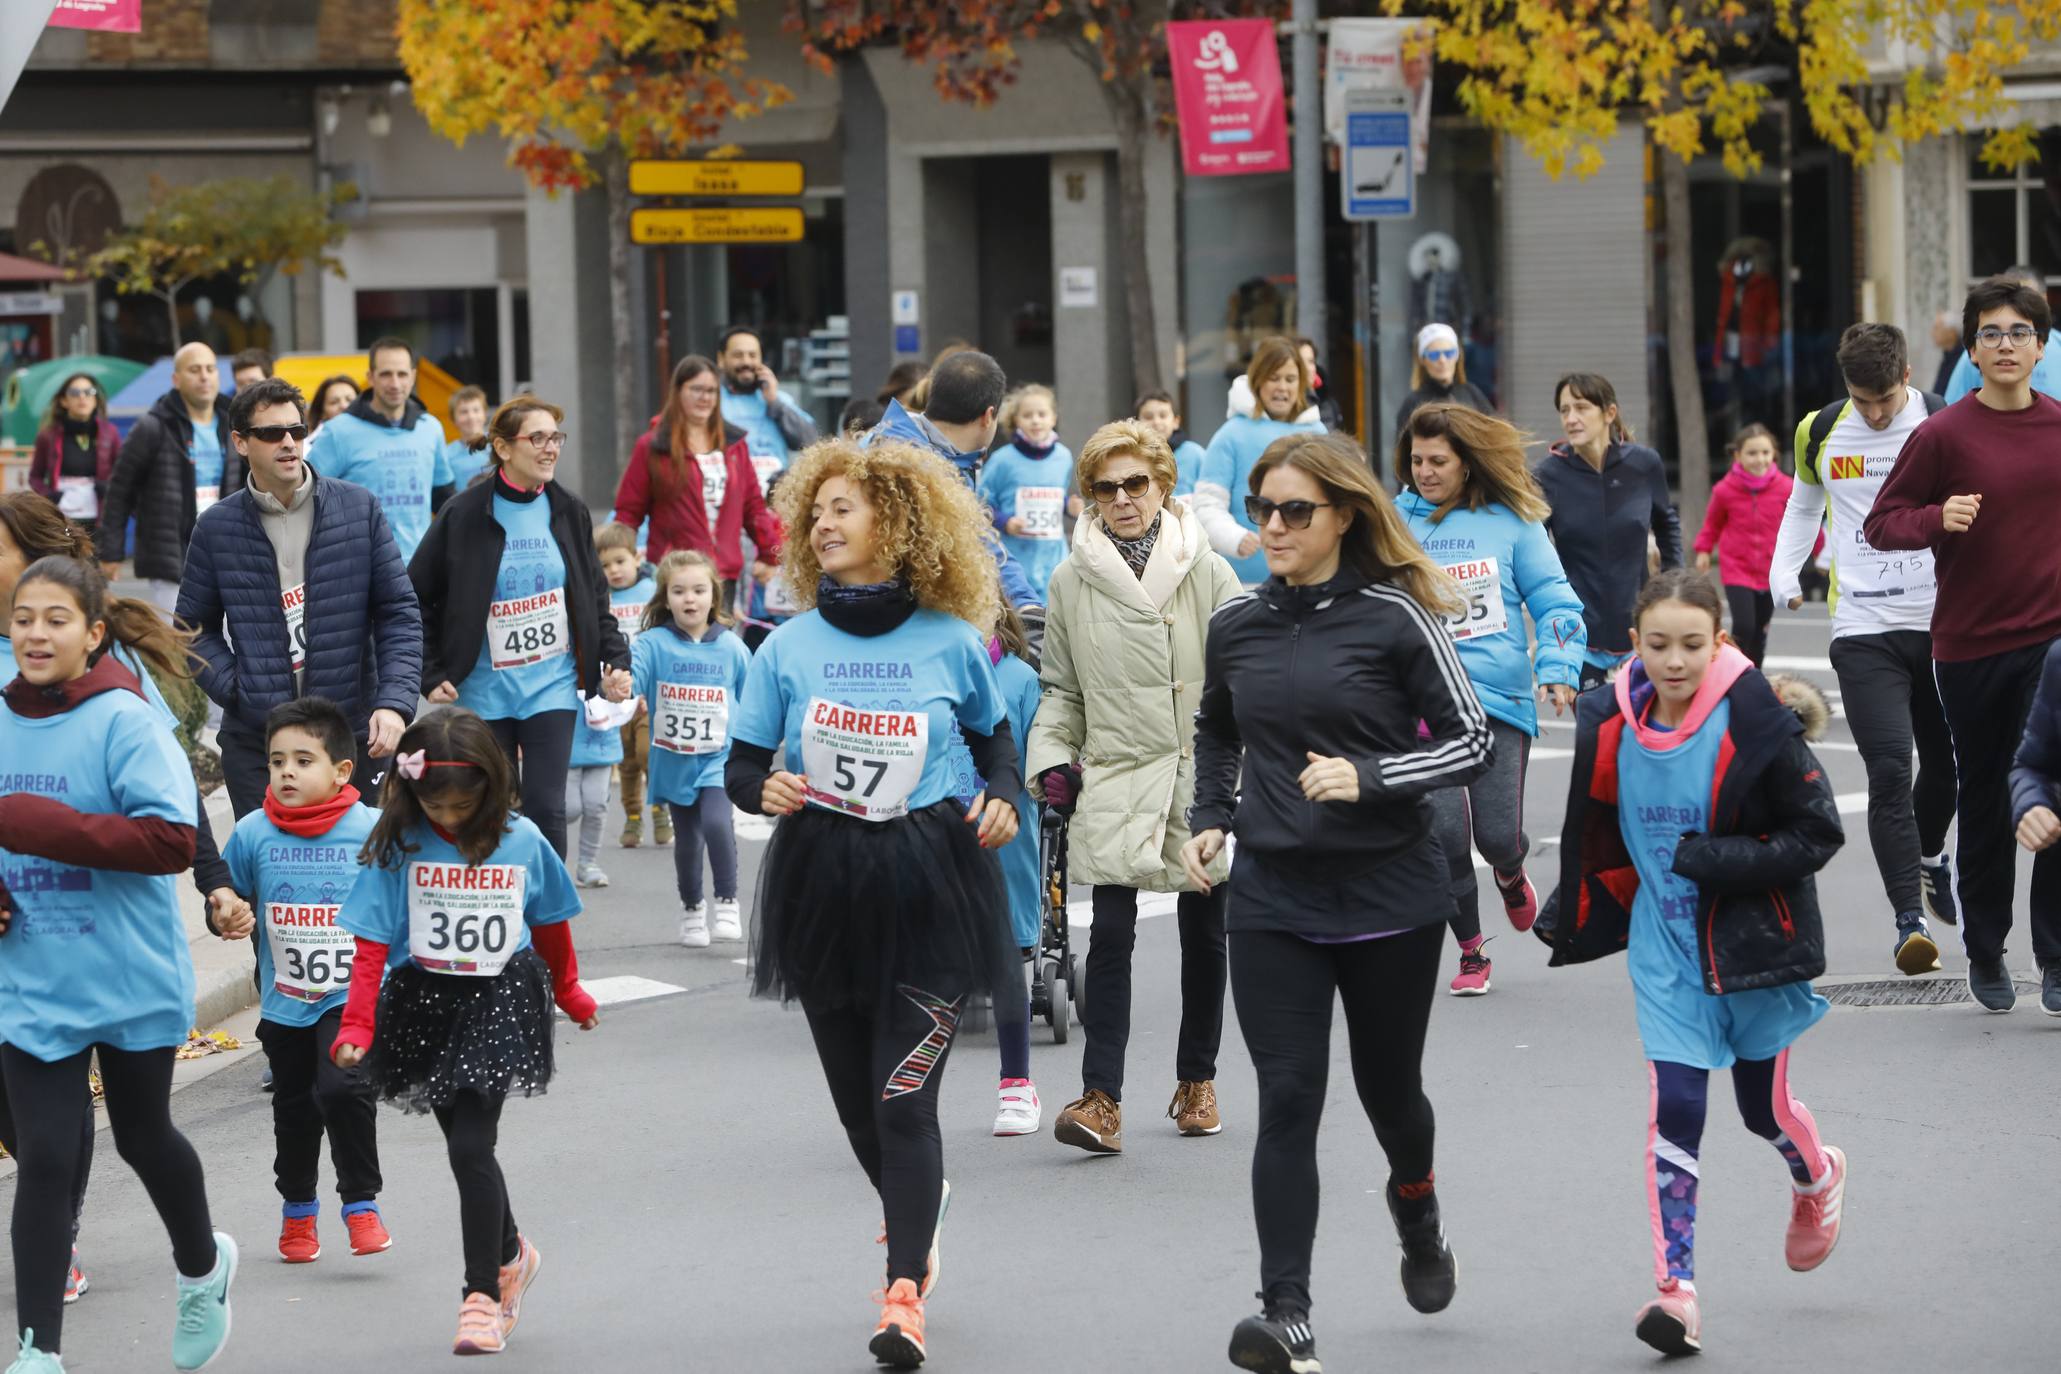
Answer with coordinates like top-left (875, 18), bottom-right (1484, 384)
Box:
top-left (655, 682), bottom-right (729, 754)
top-left (1439, 558), bottom-right (1509, 642)
top-left (1017, 486), bottom-right (1065, 540)
top-left (266, 902), bottom-right (350, 1002)
top-left (488, 588), bottom-right (570, 670)
top-left (407, 862), bottom-right (524, 976)
top-left (799, 697), bottom-right (928, 821)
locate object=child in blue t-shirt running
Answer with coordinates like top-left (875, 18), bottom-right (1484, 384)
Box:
top-left (978, 384), bottom-right (1079, 600)
top-left (215, 696), bottom-right (390, 1266)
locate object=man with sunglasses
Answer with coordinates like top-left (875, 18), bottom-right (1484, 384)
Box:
top-left (1867, 274), bottom-right (2061, 1014)
top-left (177, 377), bottom-right (422, 824)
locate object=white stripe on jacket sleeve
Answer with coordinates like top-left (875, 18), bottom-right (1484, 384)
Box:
top-left (1360, 584), bottom-right (1494, 790)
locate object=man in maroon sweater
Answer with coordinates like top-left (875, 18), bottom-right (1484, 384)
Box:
top-left (1865, 275), bottom-right (2061, 1013)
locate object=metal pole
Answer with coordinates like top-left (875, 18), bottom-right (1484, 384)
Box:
top-left (655, 247), bottom-right (673, 382)
top-left (1367, 222), bottom-right (1381, 469)
top-left (1778, 98), bottom-right (1795, 438)
top-left (1353, 220), bottom-right (1371, 450)
top-left (1292, 0), bottom-right (1325, 351)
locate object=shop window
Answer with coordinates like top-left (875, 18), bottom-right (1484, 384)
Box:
top-left (355, 288), bottom-right (499, 391)
top-left (1965, 127), bottom-right (2061, 299)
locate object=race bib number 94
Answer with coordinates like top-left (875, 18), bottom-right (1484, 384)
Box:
top-left (1439, 558), bottom-right (1509, 641)
top-left (407, 862), bottom-right (524, 976)
top-left (266, 902), bottom-right (351, 1002)
top-left (655, 682), bottom-right (729, 754)
top-left (799, 697), bottom-right (928, 821)
top-left (488, 588), bottom-right (570, 670)
top-left (1017, 486), bottom-right (1065, 540)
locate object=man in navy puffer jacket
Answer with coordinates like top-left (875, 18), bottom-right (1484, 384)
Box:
top-left (177, 377), bottom-right (422, 819)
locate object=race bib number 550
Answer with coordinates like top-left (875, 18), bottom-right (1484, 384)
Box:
top-left (407, 862), bottom-right (524, 976)
top-left (799, 697), bottom-right (928, 821)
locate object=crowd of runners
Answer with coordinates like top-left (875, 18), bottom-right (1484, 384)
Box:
top-left (1, 271), bottom-right (2058, 1373)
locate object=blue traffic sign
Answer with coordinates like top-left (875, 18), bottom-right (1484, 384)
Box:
top-left (1342, 89), bottom-right (1413, 221)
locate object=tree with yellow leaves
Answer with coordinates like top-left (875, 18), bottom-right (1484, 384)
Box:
top-left (1393, 0), bottom-right (2060, 524)
top-left (398, 0), bottom-right (789, 459)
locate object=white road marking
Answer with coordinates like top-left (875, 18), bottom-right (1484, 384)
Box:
top-left (1764, 655), bottom-right (1835, 672)
top-left (563, 975), bottom-right (688, 1012)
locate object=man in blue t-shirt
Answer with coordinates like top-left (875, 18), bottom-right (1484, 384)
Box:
top-left (303, 337), bottom-right (453, 560)
top-left (717, 325), bottom-right (820, 488)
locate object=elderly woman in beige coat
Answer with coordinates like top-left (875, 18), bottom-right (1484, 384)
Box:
top-left (1029, 419), bottom-right (1242, 1155)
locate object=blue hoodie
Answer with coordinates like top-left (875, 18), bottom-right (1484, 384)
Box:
top-left (1194, 412), bottom-right (1327, 583)
top-left (864, 399), bottom-right (1039, 607)
top-left (304, 395), bottom-right (450, 561)
top-left (1397, 489), bottom-right (1588, 735)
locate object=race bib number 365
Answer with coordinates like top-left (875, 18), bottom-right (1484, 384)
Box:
top-left (488, 588), bottom-right (570, 670)
top-left (799, 697), bottom-right (928, 821)
top-left (266, 902), bottom-right (351, 1002)
top-left (1439, 558), bottom-right (1509, 642)
top-left (407, 862), bottom-right (525, 976)
top-left (655, 682), bottom-right (729, 754)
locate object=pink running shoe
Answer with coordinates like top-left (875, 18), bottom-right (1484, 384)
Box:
top-left (1785, 1145), bottom-right (1847, 1272)
top-left (1634, 1281), bottom-right (1702, 1356)
top-left (1494, 868), bottom-right (1538, 933)
top-left (1449, 941), bottom-right (1492, 996)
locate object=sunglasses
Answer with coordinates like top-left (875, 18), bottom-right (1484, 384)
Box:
top-left (1089, 474), bottom-right (1154, 503)
top-left (1421, 348), bottom-right (1459, 362)
top-left (62, 385), bottom-right (98, 398)
top-left (1245, 496), bottom-right (1336, 530)
top-left (242, 423), bottom-right (310, 443)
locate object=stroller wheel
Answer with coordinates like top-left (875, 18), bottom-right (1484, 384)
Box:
top-left (1050, 970), bottom-right (1070, 1043)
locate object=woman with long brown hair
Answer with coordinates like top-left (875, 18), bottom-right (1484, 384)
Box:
top-left (1191, 336), bottom-right (1328, 585)
top-left (612, 354), bottom-right (784, 613)
top-left (28, 372), bottom-right (121, 541)
top-left (1181, 431), bottom-right (1492, 1374)
top-left (1395, 403), bottom-right (1588, 995)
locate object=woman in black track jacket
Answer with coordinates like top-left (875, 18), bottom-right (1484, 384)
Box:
top-left (1182, 431), bottom-right (1493, 1374)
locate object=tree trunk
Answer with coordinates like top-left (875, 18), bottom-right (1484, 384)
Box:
top-left (1104, 75), bottom-right (1163, 397)
top-left (1660, 148), bottom-right (1711, 541)
top-left (161, 289), bottom-right (183, 348)
top-left (604, 146), bottom-right (638, 481)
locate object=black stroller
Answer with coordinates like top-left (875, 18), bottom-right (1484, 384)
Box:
top-left (1029, 807), bottom-right (1080, 1041)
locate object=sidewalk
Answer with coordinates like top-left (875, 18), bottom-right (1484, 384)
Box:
top-left (185, 782), bottom-right (260, 1032)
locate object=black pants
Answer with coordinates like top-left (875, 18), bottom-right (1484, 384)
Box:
top-left (803, 985), bottom-right (962, 1287)
top-left (486, 710), bottom-right (578, 860)
top-left (219, 724), bottom-right (385, 817)
top-left (256, 1007), bottom-right (382, 1205)
top-left (1723, 584), bottom-right (1775, 668)
top-left (432, 1094), bottom-right (520, 1299)
top-left (1080, 884), bottom-right (1228, 1102)
top-left (1230, 922), bottom-right (1444, 1309)
top-left (4, 1045), bottom-right (217, 1352)
top-left (0, 1071), bottom-right (92, 1242)
top-left (1934, 642), bottom-right (2061, 967)
top-left (1828, 630), bottom-right (1957, 919)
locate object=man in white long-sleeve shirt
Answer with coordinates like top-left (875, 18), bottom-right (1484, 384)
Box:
top-left (1770, 322), bottom-right (1957, 978)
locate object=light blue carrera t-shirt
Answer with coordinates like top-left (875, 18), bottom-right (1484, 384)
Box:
top-left (459, 490), bottom-right (580, 721)
top-left (633, 621), bottom-right (752, 803)
top-left (224, 802), bottom-right (384, 1028)
top-left (306, 408), bottom-right (451, 560)
top-left (190, 420), bottom-right (224, 504)
top-left (978, 441), bottom-right (1076, 601)
top-left (338, 815), bottom-right (580, 975)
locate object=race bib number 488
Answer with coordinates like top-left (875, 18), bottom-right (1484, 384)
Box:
top-left (799, 697), bottom-right (928, 821)
top-left (407, 862), bottom-right (525, 976)
top-left (488, 588), bottom-right (570, 670)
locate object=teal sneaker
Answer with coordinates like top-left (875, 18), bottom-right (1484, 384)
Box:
top-left (7, 1330), bottom-right (64, 1373)
top-left (171, 1231), bottom-right (238, 1372)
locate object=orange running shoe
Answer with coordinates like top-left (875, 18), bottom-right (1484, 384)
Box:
top-left (452, 1292), bottom-right (505, 1355)
top-left (344, 1206), bottom-right (391, 1256)
top-left (278, 1209), bottom-right (320, 1264)
top-left (497, 1235), bottom-right (543, 1341)
top-left (869, 1278), bottom-right (927, 1369)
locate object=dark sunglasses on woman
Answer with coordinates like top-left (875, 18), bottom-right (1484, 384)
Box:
top-left (1089, 474), bottom-right (1154, 503)
top-left (1245, 496), bottom-right (1335, 530)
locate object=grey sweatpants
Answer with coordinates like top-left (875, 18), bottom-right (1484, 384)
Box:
top-left (1427, 717), bottom-right (1532, 944)
top-left (564, 764), bottom-right (613, 871)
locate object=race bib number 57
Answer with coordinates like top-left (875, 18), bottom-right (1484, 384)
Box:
top-left (799, 697), bottom-right (928, 821)
top-left (488, 588), bottom-right (570, 670)
top-left (407, 862), bottom-right (524, 976)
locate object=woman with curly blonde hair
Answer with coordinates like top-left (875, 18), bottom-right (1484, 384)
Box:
top-left (725, 436), bottom-right (1023, 1369)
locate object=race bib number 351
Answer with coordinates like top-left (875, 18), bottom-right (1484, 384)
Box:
top-left (488, 588), bottom-right (570, 670)
top-left (655, 682), bottom-right (729, 754)
top-left (407, 862), bottom-right (525, 976)
top-left (799, 697), bottom-right (928, 821)
top-left (266, 902), bottom-right (351, 1002)
top-left (1439, 558), bottom-right (1509, 642)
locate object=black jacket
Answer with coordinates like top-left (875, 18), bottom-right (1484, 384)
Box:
top-left (177, 470), bottom-right (422, 737)
top-left (1544, 663), bottom-right (1843, 994)
top-left (1535, 441), bottom-right (1682, 657)
top-left (1190, 567), bottom-right (1494, 894)
top-left (1395, 378), bottom-right (1493, 440)
top-left (409, 476), bottom-right (629, 697)
top-left (2009, 638), bottom-right (2061, 828)
top-left (98, 390), bottom-right (243, 583)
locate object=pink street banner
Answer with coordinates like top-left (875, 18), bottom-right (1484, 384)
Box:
top-left (1166, 19), bottom-right (1290, 178)
top-left (49, 0), bottom-right (141, 34)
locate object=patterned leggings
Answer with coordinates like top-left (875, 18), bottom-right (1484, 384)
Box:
top-left (1648, 1050), bottom-right (1829, 1286)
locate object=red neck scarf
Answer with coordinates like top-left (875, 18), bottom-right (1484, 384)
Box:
top-left (262, 784), bottom-right (361, 838)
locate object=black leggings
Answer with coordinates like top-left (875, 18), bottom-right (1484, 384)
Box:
top-left (0, 1066), bottom-right (92, 1243)
top-left (4, 1045), bottom-right (216, 1352)
top-left (1724, 584), bottom-right (1775, 668)
top-left (487, 710), bottom-right (578, 861)
top-left (1230, 922), bottom-right (1444, 1309)
top-left (257, 1007), bottom-right (382, 1205)
top-left (1080, 884), bottom-right (1228, 1101)
top-left (670, 788), bottom-right (739, 907)
top-left (433, 1093), bottom-right (521, 1299)
top-left (803, 985), bottom-right (962, 1287)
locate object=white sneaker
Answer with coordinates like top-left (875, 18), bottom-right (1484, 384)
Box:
top-left (993, 1080), bottom-right (1042, 1136)
top-left (575, 863), bottom-right (610, 889)
top-left (711, 898), bottom-right (743, 942)
top-left (679, 902), bottom-right (710, 948)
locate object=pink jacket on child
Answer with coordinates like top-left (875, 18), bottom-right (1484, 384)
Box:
top-left (1695, 463), bottom-right (1820, 592)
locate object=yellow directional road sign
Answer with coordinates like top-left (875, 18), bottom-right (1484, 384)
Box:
top-left (630, 207), bottom-right (805, 245)
top-left (628, 160), bottom-right (805, 198)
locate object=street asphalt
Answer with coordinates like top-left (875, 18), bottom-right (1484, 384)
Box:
top-left (6, 606), bottom-right (2058, 1373)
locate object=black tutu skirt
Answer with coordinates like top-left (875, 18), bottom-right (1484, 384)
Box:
top-left (751, 799), bottom-right (1024, 1019)
top-left (364, 947), bottom-right (556, 1114)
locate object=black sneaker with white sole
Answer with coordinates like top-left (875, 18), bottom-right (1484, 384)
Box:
top-left (1968, 958), bottom-right (2016, 1012)
top-left (1228, 1296), bottom-right (1320, 1374)
top-left (2042, 965), bottom-right (2061, 1018)
top-left (1919, 854), bottom-right (1958, 927)
top-left (1386, 1183), bottom-right (1458, 1313)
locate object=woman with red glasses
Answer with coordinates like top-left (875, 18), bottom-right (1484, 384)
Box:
top-left (1394, 323), bottom-right (1493, 440)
